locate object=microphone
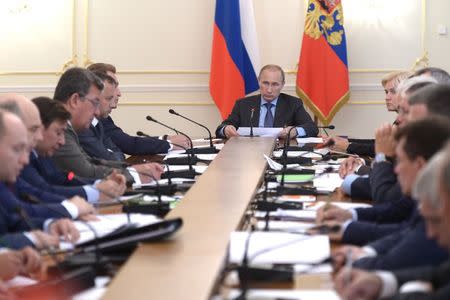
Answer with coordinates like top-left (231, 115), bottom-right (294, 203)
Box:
top-left (275, 167), bottom-right (334, 196)
top-left (136, 130), bottom-right (151, 138)
top-left (249, 108), bottom-right (257, 138)
top-left (278, 126), bottom-right (303, 189)
top-left (146, 115), bottom-right (193, 149)
top-left (140, 135), bottom-right (201, 178)
top-left (317, 124), bottom-right (335, 136)
top-left (233, 233), bottom-right (329, 299)
top-left (168, 109), bottom-right (219, 154)
top-left (317, 125), bottom-right (335, 130)
top-left (122, 171), bottom-right (171, 218)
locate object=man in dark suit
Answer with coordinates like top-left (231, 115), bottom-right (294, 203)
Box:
top-left (319, 118), bottom-right (450, 269)
top-left (19, 97), bottom-right (126, 203)
top-left (51, 67), bottom-right (163, 183)
top-left (334, 141), bottom-right (450, 300)
top-left (78, 71), bottom-right (127, 162)
top-left (215, 64), bottom-right (318, 139)
top-left (0, 109), bottom-right (79, 250)
top-left (87, 63), bottom-right (189, 153)
top-left (0, 95), bottom-right (97, 218)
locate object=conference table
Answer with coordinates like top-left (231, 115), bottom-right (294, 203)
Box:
top-left (102, 136), bottom-right (347, 299)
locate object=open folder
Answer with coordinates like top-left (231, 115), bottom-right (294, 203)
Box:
top-left (61, 214), bottom-right (183, 253)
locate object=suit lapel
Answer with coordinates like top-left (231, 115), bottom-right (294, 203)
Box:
top-left (273, 94), bottom-right (287, 127)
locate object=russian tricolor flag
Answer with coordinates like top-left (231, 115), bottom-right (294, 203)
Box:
top-left (210, 0), bottom-right (260, 119)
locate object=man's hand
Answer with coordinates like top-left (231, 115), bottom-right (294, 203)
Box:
top-left (68, 196), bottom-right (95, 216)
top-left (324, 136), bottom-right (349, 152)
top-left (224, 125), bottom-right (239, 138)
top-left (0, 280), bottom-right (10, 300)
top-left (18, 246), bottom-right (41, 275)
top-left (0, 251), bottom-right (23, 280)
top-left (278, 126), bottom-right (297, 139)
top-left (48, 219), bottom-right (80, 244)
top-left (96, 179), bottom-right (125, 201)
top-left (316, 204), bottom-right (352, 224)
top-left (338, 157), bottom-right (364, 178)
top-left (306, 221), bottom-right (344, 242)
top-left (331, 245), bottom-right (367, 272)
top-left (133, 162), bottom-right (164, 183)
top-left (105, 170), bottom-right (127, 190)
top-left (168, 134), bottom-right (190, 149)
top-left (30, 230), bottom-right (60, 250)
top-left (334, 268), bottom-right (382, 300)
top-left (375, 123), bottom-right (397, 157)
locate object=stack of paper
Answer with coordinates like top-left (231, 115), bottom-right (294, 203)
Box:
top-left (228, 231), bottom-right (329, 265)
top-left (223, 289), bottom-right (340, 300)
top-left (237, 127), bottom-right (282, 137)
top-left (304, 201), bottom-right (372, 211)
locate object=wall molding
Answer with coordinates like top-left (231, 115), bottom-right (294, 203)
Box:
top-left (0, 83), bottom-right (381, 94)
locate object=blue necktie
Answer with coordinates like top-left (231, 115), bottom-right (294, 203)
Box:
top-left (264, 103), bottom-right (274, 127)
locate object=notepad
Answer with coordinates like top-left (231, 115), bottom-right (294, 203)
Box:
top-left (276, 174), bottom-right (315, 183)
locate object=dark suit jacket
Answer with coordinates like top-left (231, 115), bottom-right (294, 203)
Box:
top-left (347, 138), bottom-right (375, 157)
top-left (391, 260), bottom-right (450, 300)
top-left (19, 152), bottom-right (90, 201)
top-left (78, 121), bottom-right (125, 162)
top-left (0, 182), bottom-right (71, 219)
top-left (52, 123), bottom-right (133, 182)
top-left (342, 197), bottom-right (416, 245)
top-left (350, 177), bottom-right (373, 200)
top-left (215, 93), bottom-right (318, 138)
top-left (101, 116), bottom-right (170, 155)
top-left (353, 212), bottom-right (448, 271)
top-left (0, 183), bottom-right (51, 249)
top-left (370, 160), bottom-right (402, 205)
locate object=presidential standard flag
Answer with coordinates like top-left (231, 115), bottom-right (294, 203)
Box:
top-left (296, 0), bottom-right (350, 125)
top-left (210, 0), bottom-right (260, 119)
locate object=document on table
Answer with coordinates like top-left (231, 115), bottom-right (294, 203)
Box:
top-left (272, 149), bottom-right (328, 159)
top-left (163, 165), bottom-right (208, 174)
top-left (304, 201), bottom-right (372, 211)
top-left (228, 231), bottom-right (329, 264)
top-left (224, 289), bottom-right (340, 300)
top-left (134, 177), bottom-right (195, 189)
top-left (255, 220), bottom-right (315, 233)
top-left (313, 173), bottom-right (344, 192)
top-left (263, 154), bottom-right (304, 171)
top-left (163, 153), bottom-right (217, 160)
top-left (237, 127), bottom-right (282, 137)
top-left (254, 209), bottom-right (317, 221)
top-left (59, 213), bottom-right (161, 249)
top-left (297, 137), bottom-right (324, 144)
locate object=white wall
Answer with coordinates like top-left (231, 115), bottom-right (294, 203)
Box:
top-left (0, 0), bottom-right (449, 138)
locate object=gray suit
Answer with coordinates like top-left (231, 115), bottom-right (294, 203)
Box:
top-left (52, 123), bottom-right (133, 182)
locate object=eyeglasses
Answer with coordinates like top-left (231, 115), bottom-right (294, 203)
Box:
top-left (82, 96), bottom-right (100, 109)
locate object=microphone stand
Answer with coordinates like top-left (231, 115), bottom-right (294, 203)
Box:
top-left (146, 115), bottom-right (193, 151)
top-left (122, 172), bottom-right (171, 218)
top-left (168, 109), bottom-right (219, 154)
top-left (242, 107), bottom-right (259, 138)
top-left (249, 108), bottom-right (256, 138)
